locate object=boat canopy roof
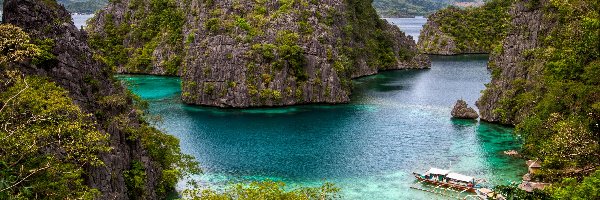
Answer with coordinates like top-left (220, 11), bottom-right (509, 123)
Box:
top-left (447, 173), bottom-right (474, 182)
top-left (426, 168), bottom-right (450, 175)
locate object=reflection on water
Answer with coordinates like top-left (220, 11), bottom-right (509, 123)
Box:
top-left (118, 54), bottom-right (525, 199)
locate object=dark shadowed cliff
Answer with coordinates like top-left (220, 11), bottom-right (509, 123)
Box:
top-left (2, 0), bottom-right (196, 199)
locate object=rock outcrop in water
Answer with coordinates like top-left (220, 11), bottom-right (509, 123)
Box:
top-left (88, 0), bottom-right (430, 108)
top-left (417, 0), bottom-right (511, 55)
top-left (451, 99), bottom-right (479, 119)
top-left (3, 0), bottom-right (190, 199)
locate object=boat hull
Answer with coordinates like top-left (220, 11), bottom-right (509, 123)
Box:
top-left (413, 172), bottom-right (477, 193)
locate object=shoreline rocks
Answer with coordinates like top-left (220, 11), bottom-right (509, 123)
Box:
top-left (451, 99), bottom-right (479, 119)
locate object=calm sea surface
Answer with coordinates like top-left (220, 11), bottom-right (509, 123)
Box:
top-left (117, 18), bottom-right (526, 199)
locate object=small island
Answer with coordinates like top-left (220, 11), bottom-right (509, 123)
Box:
top-left (451, 99), bottom-right (479, 119)
top-left (88, 0), bottom-right (430, 108)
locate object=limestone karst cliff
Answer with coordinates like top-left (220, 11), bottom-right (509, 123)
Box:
top-left (476, 0), bottom-right (599, 178)
top-left (88, 0), bottom-right (430, 108)
top-left (417, 0), bottom-right (510, 55)
top-left (475, 1), bottom-right (552, 124)
top-left (2, 0), bottom-right (194, 199)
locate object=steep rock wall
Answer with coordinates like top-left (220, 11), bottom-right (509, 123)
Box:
top-left (180, 0), bottom-right (430, 108)
top-left (476, 0), bottom-right (553, 124)
top-left (3, 0), bottom-right (166, 199)
top-left (417, 1), bottom-right (510, 55)
top-left (475, 0), bottom-right (599, 176)
top-left (89, 0), bottom-right (430, 108)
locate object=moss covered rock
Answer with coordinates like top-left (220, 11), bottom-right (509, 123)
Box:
top-left (417, 0), bottom-right (511, 55)
top-left (88, 0), bottom-right (430, 108)
top-left (2, 0), bottom-right (197, 199)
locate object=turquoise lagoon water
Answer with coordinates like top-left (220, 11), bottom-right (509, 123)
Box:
top-left (116, 18), bottom-right (526, 199)
top-left (118, 55), bottom-right (526, 199)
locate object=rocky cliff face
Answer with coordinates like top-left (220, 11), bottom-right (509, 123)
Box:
top-left (417, 1), bottom-right (510, 55)
top-left (3, 0), bottom-right (165, 199)
top-left (476, 0), bottom-right (599, 177)
top-left (86, 0), bottom-right (184, 75)
top-left (417, 8), bottom-right (481, 55)
top-left (88, 0), bottom-right (430, 108)
top-left (476, 0), bottom-right (553, 124)
top-left (451, 99), bottom-right (479, 119)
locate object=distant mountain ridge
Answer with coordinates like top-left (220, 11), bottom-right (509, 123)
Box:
top-left (0, 0), bottom-right (481, 17)
top-left (373, 0), bottom-right (447, 17)
top-left (57, 0), bottom-right (108, 14)
top-left (373, 0), bottom-right (484, 17)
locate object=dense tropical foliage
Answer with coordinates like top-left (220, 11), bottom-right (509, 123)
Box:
top-left (184, 181), bottom-right (340, 200)
top-left (0, 23), bottom-right (201, 199)
top-left (88, 0), bottom-right (184, 75)
top-left (494, 169), bottom-right (600, 199)
top-left (0, 24), bottom-right (109, 199)
top-left (485, 0), bottom-right (599, 198)
top-left (494, 0), bottom-right (599, 177)
top-left (419, 0), bottom-right (511, 53)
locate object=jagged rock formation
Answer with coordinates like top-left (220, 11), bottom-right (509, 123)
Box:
top-left (451, 99), bottom-right (479, 119)
top-left (417, 1), bottom-right (510, 55)
top-left (475, 0), bottom-right (599, 183)
top-left (88, 0), bottom-right (430, 108)
top-left (476, 1), bottom-right (552, 124)
top-left (3, 0), bottom-right (180, 199)
top-left (418, 10), bottom-right (469, 55)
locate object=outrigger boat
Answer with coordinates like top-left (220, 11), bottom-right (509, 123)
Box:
top-left (412, 168), bottom-right (482, 193)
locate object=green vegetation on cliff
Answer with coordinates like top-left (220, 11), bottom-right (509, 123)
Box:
top-left (0, 73), bottom-right (109, 199)
top-left (491, 0), bottom-right (599, 176)
top-left (341, 0), bottom-right (418, 75)
top-left (0, 24), bottom-right (108, 199)
top-left (418, 0), bottom-right (511, 54)
top-left (184, 181), bottom-right (340, 200)
top-left (0, 23), bottom-right (199, 198)
top-left (88, 0), bottom-right (184, 75)
top-left (495, 169), bottom-right (600, 199)
top-left (90, 0), bottom-right (427, 107)
top-left (480, 0), bottom-right (599, 198)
